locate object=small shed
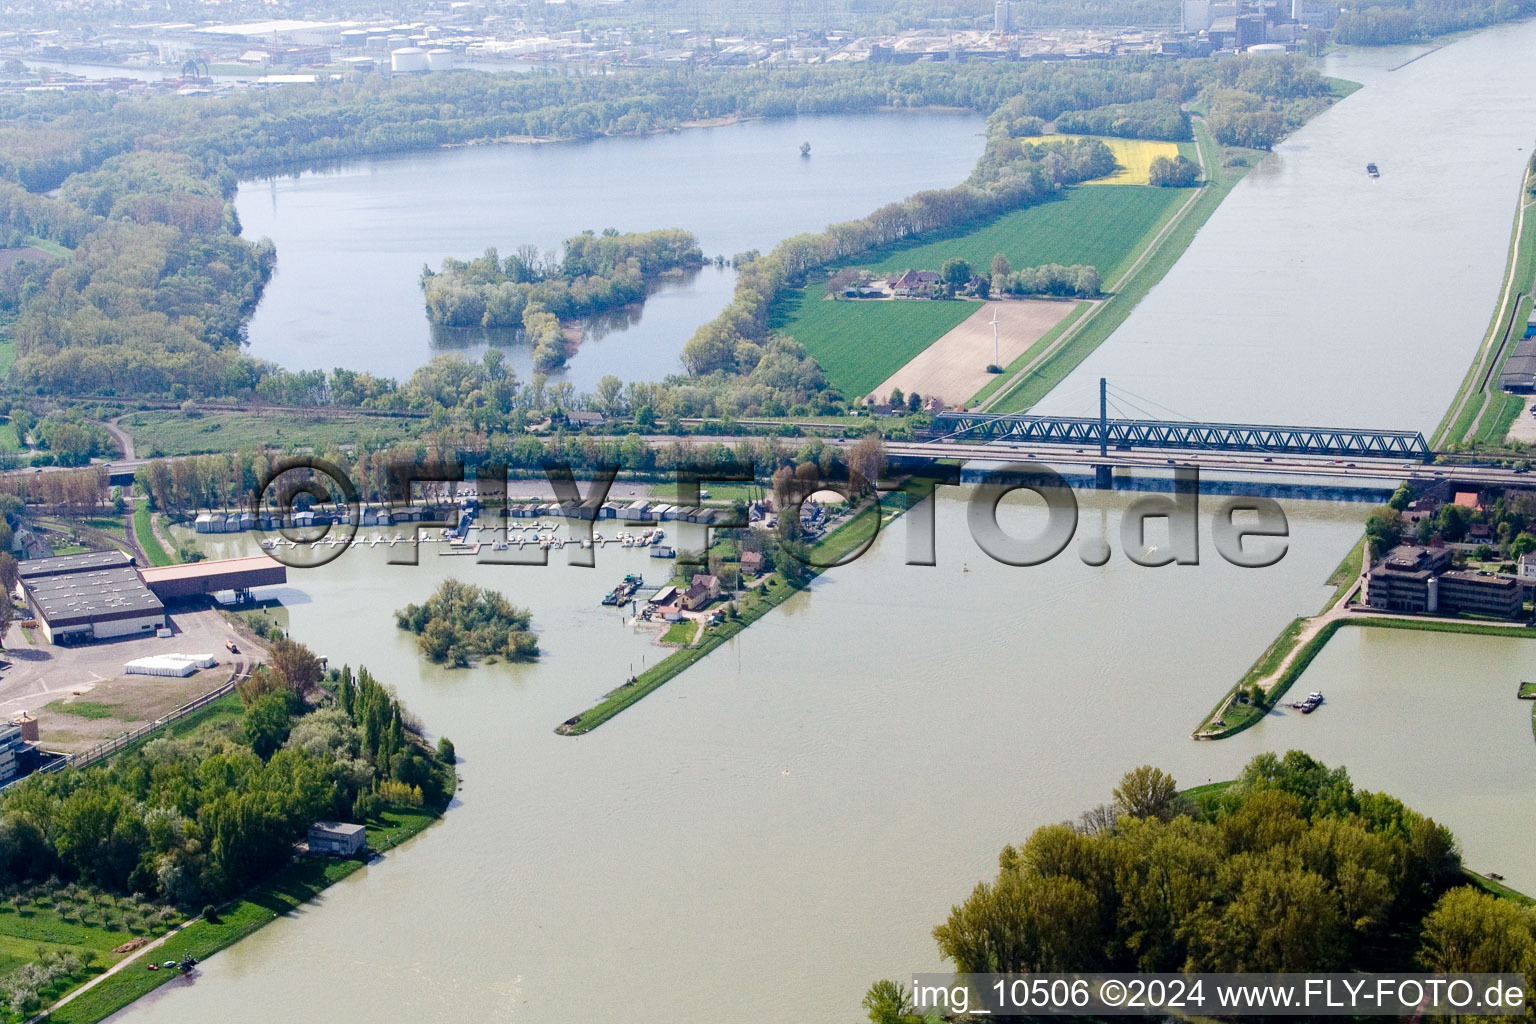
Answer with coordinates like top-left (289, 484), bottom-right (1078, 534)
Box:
top-left (308, 821), bottom-right (367, 857)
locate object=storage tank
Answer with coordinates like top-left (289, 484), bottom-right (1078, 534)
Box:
top-left (391, 46), bottom-right (429, 72)
top-left (366, 35), bottom-right (389, 52)
top-left (340, 29), bottom-right (368, 48)
top-left (1245, 41), bottom-right (1288, 53)
top-left (387, 33), bottom-right (409, 50)
top-left (427, 48), bottom-right (455, 70)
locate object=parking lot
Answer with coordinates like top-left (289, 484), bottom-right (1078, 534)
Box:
top-left (0, 606), bottom-right (262, 752)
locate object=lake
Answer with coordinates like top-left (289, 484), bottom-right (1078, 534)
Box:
top-left (235, 111), bottom-right (987, 391)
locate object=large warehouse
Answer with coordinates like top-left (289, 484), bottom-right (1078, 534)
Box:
top-left (19, 551), bottom-right (166, 644)
top-left (18, 550), bottom-right (287, 645)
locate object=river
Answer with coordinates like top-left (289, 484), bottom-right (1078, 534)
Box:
top-left (1033, 32), bottom-right (1536, 433)
top-left (113, 25), bottom-right (1536, 1024)
top-left (233, 111), bottom-right (987, 391)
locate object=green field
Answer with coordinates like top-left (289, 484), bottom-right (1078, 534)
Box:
top-left (774, 187), bottom-right (1183, 400)
top-left (856, 186), bottom-right (1182, 285)
top-left (121, 410), bottom-right (419, 458)
top-left (984, 122), bottom-right (1261, 412)
top-left (772, 290), bottom-right (978, 400)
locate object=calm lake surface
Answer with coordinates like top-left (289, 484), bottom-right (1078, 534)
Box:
top-left (115, 25), bottom-right (1536, 1024)
top-left (234, 111), bottom-right (987, 389)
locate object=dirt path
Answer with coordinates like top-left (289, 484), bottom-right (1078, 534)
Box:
top-left (102, 417), bottom-right (135, 461)
top-left (30, 915), bottom-right (201, 1023)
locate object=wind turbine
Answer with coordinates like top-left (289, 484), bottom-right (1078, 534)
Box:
top-left (989, 308), bottom-right (1001, 369)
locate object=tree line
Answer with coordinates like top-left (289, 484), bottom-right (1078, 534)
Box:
top-left (861, 751), bottom-right (1535, 1021)
top-left (0, 642), bottom-right (453, 909)
top-left (1331, 0), bottom-right (1536, 44)
top-left (1052, 98), bottom-right (1191, 140)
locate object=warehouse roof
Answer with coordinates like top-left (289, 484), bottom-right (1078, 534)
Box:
top-left (17, 550), bottom-right (134, 580)
top-left (23, 566), bottom-right (164, 627)
top-left (138, 555), bottom-right (286, 600)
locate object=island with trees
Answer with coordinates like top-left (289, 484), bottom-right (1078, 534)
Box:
top-left (395, 578), bottom-right (540, 667)
top-left (420, 228), bottom-right (705, 372)
top-left (860, 752), bottom-right (1534, 1021)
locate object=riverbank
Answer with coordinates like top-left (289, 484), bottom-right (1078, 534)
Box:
top-left (1435, 153), bottom-right (1536, 448)
top-left (43, 803), bottom-right (442, 1024)
top-left (8, 669), bottom-right (455, 1024)
top-left (556, 493), bottom-right (907, 734)
top-left (1196, 612), bottom-right (1536, 740)
top-left (975, 118), bottom-right (1260, 412)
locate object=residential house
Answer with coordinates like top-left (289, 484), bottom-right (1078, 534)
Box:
top-left (681, 582), bottom-right (714, 611)
top-left (887, 269), bottom-right (940, 298)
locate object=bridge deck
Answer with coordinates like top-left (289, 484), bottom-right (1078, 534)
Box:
top-left (927, 413), bottom-right (1430, 460)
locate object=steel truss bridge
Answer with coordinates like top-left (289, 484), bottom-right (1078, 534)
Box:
top-left (926, 412), bottom-right (1432, 462)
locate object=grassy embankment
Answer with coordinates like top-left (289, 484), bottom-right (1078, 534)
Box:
top-left (35, 694), bottom-right (445, 1024)
top-left (131, 504), bottom-right (176, 567)
top-left (45, 807), bottom-right (438, 1024)
top-left (772, 185), bottom-right (1183, 401)
top-left (1196, 617), bottom-right (1536, 739)
top-left (119, 409), bottom-right (421, 458)
top-left (557, 495), bottom-right (908, 735)
top-left (1436, 156), bottom-right (1536, 449)
top-left (980, 118), bottom-right (1268, 412)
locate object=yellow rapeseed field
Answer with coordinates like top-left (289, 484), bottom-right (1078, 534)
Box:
top-left (1049, 134), bottom-right (1182, 186)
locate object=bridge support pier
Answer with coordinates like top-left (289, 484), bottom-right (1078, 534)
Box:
top-left (1093, 465), bottom-right (1113, 490)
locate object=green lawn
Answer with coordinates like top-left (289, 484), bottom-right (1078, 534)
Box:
top-left (44, 700), bottom-right (120, 720)
top-left (121, 410), bottom-right (420, 458)
top-left (986, 122), bottom-right (1257, 412)
top-left (854, 186), bottom-right (1183, 284)
top-left (132, 504), bottom-right (175, 567)
top-left (21, 235), bottom-right (73, 259)
top-left (661, 620), bottom-right (698, 644)
top-left (773, 187), bottom-right (1183, 400)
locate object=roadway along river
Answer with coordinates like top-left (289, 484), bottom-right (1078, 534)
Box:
top-left (233, 110), bottom-right (986, 390)
top-left (115, 29), bottom-right (1536, 1024)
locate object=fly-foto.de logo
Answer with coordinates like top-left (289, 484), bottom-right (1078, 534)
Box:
top-left (248, 456), bottom-right (1289, 571)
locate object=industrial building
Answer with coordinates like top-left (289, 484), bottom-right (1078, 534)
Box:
top-left (1497, 311), bottom-right (1536, 392)
top-left (0, 721), bottom-right (40, 785)
top-left (20, 552), bottom-right (167, 644)
top-left (139, 556), bottom-right (287, 602)
top-left (18, 551), bottom-right (287, 645)
top-left (1365, 544), bottom-right (1525, 619)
